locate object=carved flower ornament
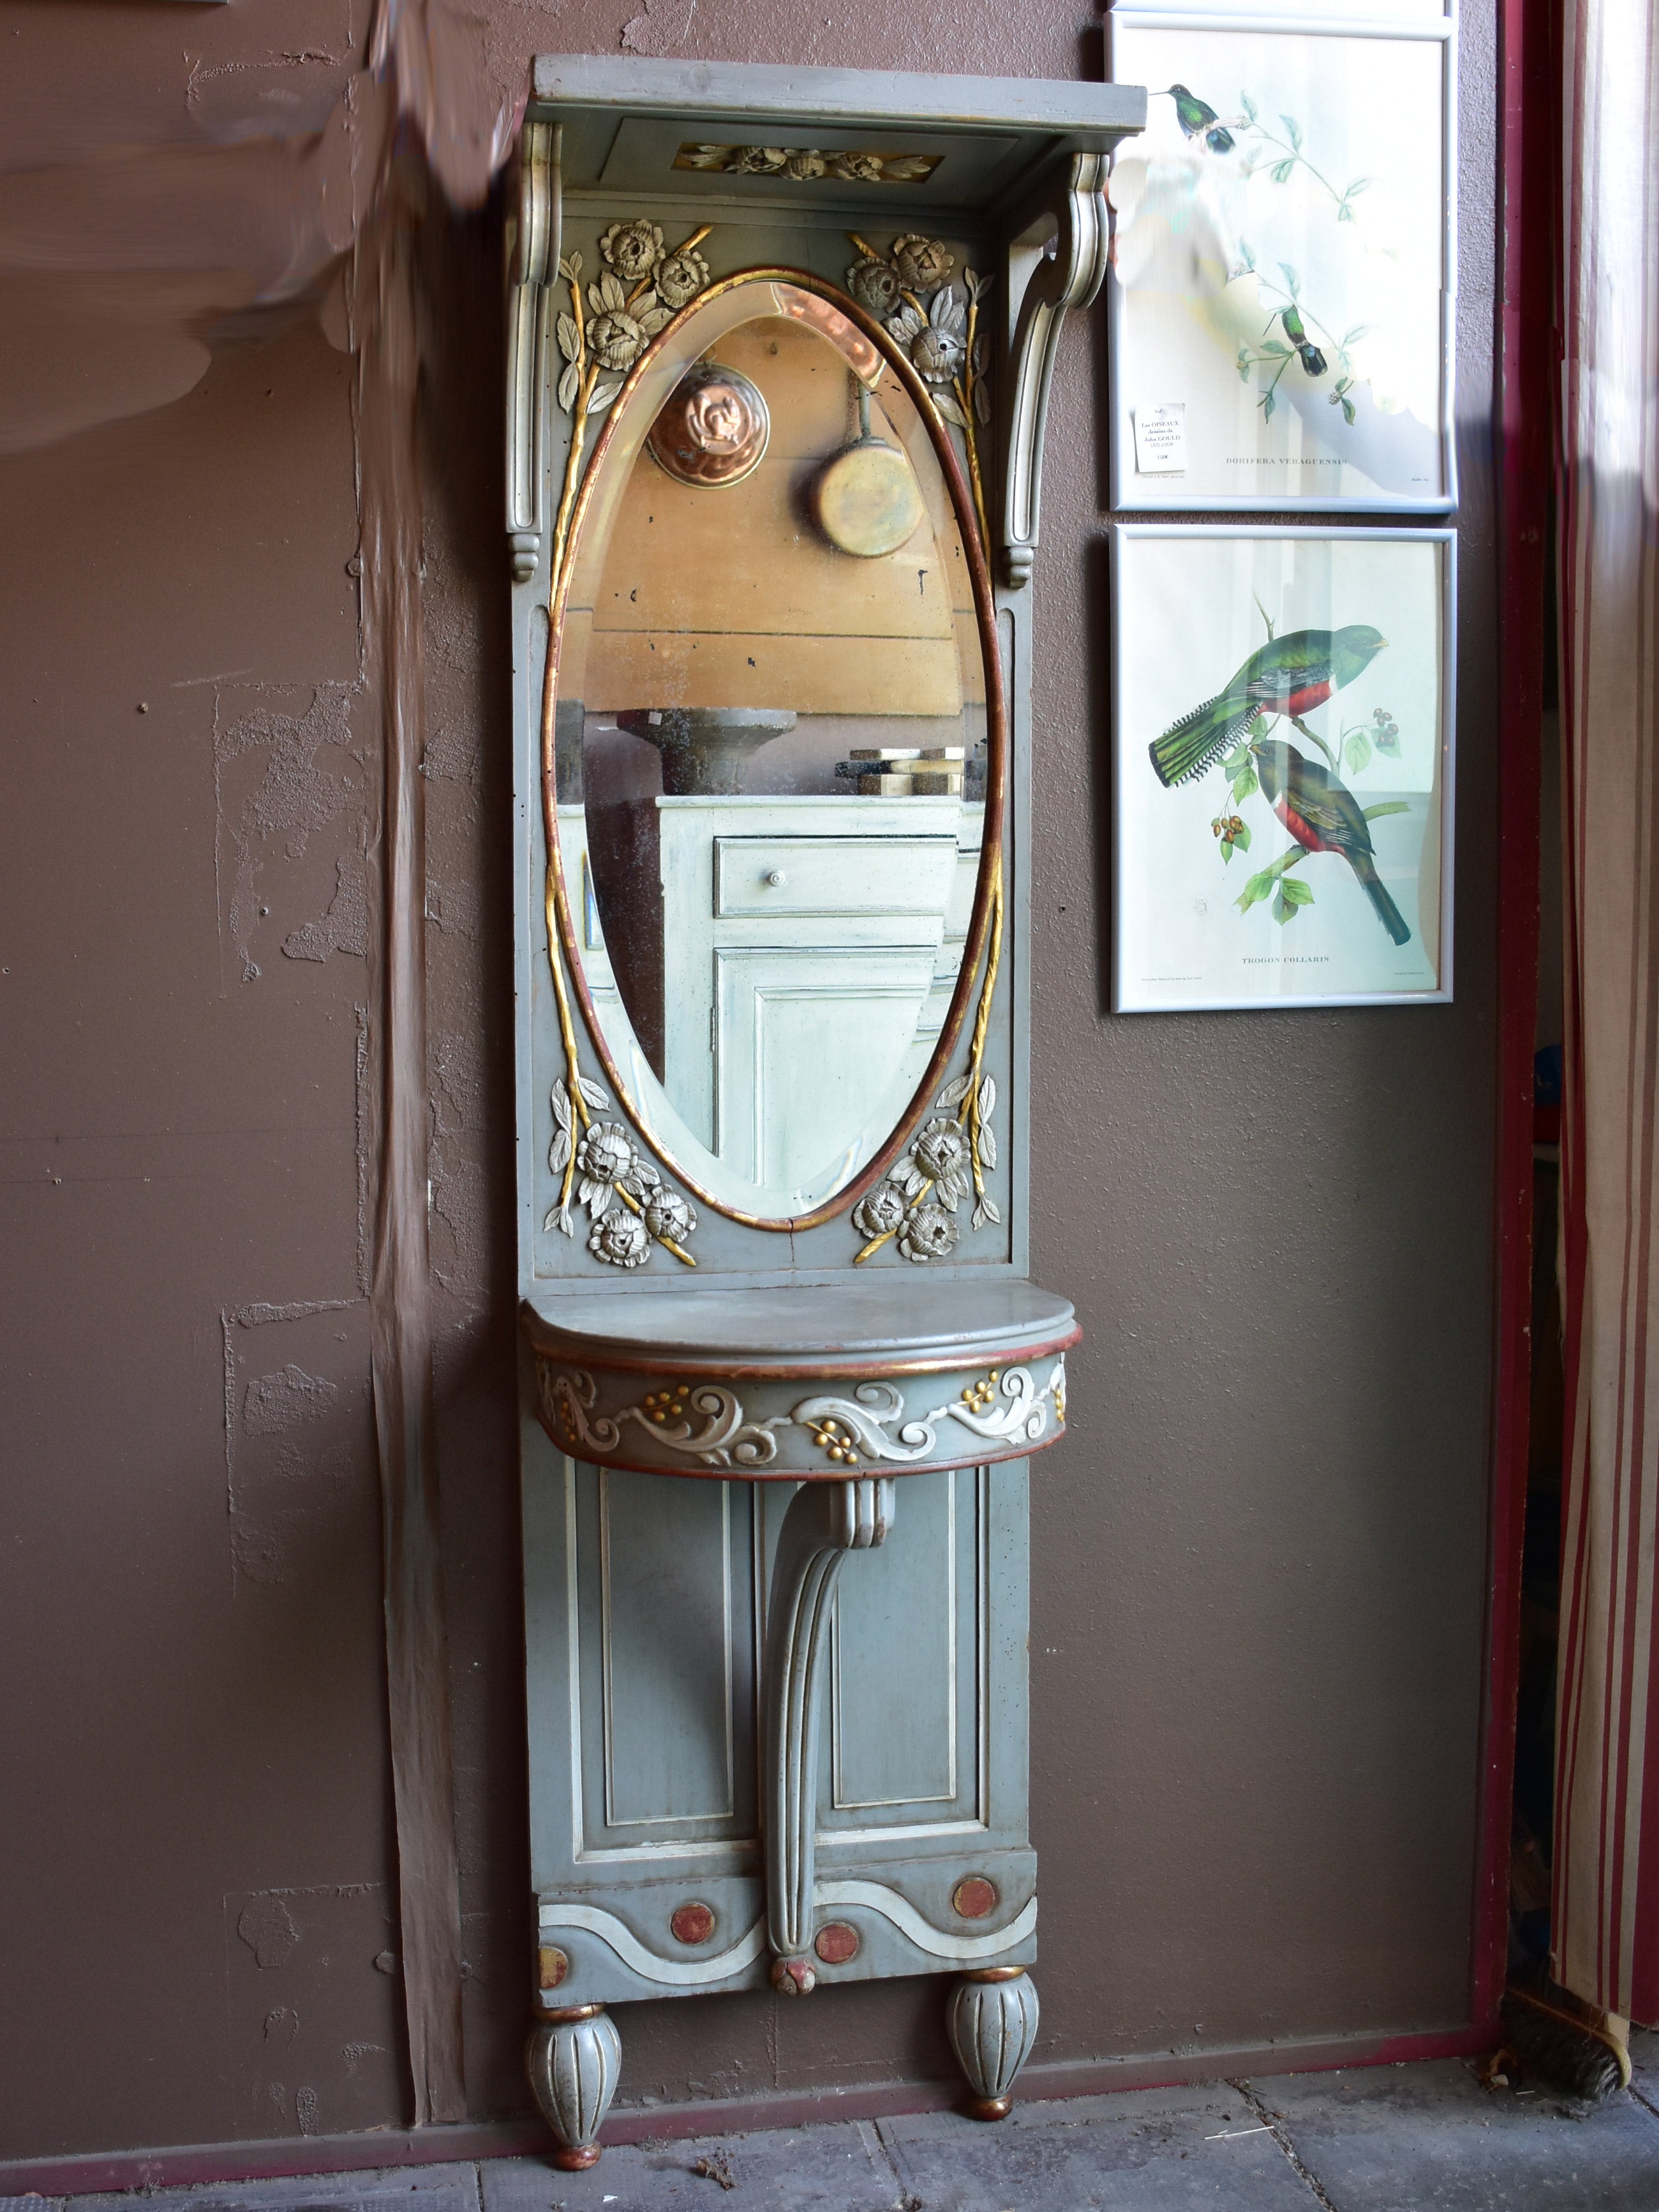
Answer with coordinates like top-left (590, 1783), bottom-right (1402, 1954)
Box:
top-left (643, 1187), bottom-right (696, 1244)
top-left (575, 1121), bottom-right (636, 1196)
top-left (889, 289), bottom-right (967, 386)
top-left (654, 246), bottom-right (711, 309)
top-left (547, 1078), bottom-right (699, 1268)
top-left (846, 257), bottom-right (902, 319)
top-left (898, 1203), bottom-right (959, 1263)
top-left (891, 234), bottom-right (956, 291)
top-left (599, 219), bottom-right (664, 283)
top-left (589, 1209), bottom-right (651, 1268)
top-left (851, 1182), bottom-right (908, 1240)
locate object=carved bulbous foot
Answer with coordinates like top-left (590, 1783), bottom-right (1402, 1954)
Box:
top-left (947, 1968), bottom-right (1039, 2119)
top-left (771, 1956), bottom-right (815, 1995)
top-left (526, 2004), bottom-right (621, 2170)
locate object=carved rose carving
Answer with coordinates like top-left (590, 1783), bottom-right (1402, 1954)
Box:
top-left (587, 1210), bottom-right (650, 1268)
top-left (852, 1183), bottom-right (907, 1240)
top-left (644, 1188), bottom-right (696, 1244)
top-left (588, 308), bottom-right (650, 372)
top-left (891, 234), bottom-right (955, 290)
top-left (654, 246), bottom-right (711, 309)
top-left (898, 1204), bottom-right (959, 1263)
top-left (846, 257), bottom-right (902, 318)
top-left (599, 219), bottom-right (664, 281)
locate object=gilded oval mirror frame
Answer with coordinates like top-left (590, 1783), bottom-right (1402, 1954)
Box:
top-left (538, 265), bottom-right (1007, 1235)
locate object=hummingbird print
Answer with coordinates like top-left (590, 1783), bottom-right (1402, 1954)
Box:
top-left (1163, 84), bottom-right (1235, 155)
top-left (1149, 624), bottom-right (1388, 789)
top-left (1277, 303), bottom-right (1327, 379)
top-left (1254, 739), bottom-right (1411, 945)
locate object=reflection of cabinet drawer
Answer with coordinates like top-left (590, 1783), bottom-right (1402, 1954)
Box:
top-left (713, 835), bottom-right (958, 919)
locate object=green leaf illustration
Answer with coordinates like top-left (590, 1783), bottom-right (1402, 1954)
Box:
top-left (1363, 801), bottom-right (1411, 821)
top-left (1345, 176), bottom-right (1374, 199)
top-left (1233, 819), bottom-right (1251, 852)
top-left (1222, 743), bottom-right (1251, 775)
top-left (1232, 767), bottom-right (1259, 804)
top-left (1341, 397), bottom-right (1357, 425)
top-left (1279, 261), bottom-right (1301, 296)
top-left (1221, 838), bottom-right (1235, 863)
top-left (1261, 339), bottom-right (1291, 356)
top-left (1263, 389), bottom-right (1276, 422)
top-left (1238, 869), bottom-right (1274, 914)
top-left (1344, 731), bottom-right (1373, 776)
top-left (1240, 91), bottom-right (1258, 121)
top-left (1281, 114), bottom-right (1303, 149)
top-left (1270, 160), bottom-right (1295, 184)
top-left (1282, 877), bottom-right (1313, 907)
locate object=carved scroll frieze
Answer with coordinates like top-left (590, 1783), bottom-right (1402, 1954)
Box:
top-left (532, 1356), bottom-right (1068, 1477)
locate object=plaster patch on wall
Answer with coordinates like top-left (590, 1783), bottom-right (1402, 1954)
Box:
top-left (214, 682), bottom-right (368, 983)
top-left (620, 0), bottom-right (699, 56)
top-left (222, 1304), bottom-right (374, 1592)
top-left (285, 846), bottom-right (369, 961)
top-left (244, 1363), bottom-right (339, 1434)
top-left (425, 876), bottom-right (480, 940)
top-left (431, 1029), bottom-right (484, 1134)
top-left (223, 1883), bottom-right (402, 2142)
top-left (238, 1893), bottom-right (302, 1969)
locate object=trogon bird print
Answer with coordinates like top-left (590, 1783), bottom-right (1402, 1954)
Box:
top-left (1254, 739), bottom-right (1411, 946)
top-left (1148, 621), bottom-right (1410, 946)
top-left (1149, 624), bottom-right (1386, 788)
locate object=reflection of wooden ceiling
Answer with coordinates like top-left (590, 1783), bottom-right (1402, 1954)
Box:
top-left (577, 317), bottom-right (983, 718)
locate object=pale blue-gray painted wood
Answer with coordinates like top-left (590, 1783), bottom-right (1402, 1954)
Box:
top-left (509, 60), bottom-right (1142, 2132)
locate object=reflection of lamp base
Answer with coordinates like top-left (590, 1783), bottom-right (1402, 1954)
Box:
top-left (618, 707), bottom-right (796, 796)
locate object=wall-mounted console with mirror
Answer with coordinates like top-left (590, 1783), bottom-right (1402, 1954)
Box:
top-left (505, 57), bottom-right (1145, 2167)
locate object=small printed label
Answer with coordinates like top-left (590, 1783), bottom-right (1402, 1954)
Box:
top-left (1133, 403), bottom-right (1187, 474)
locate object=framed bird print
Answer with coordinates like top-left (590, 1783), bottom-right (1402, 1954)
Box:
top-left (1110, 525), bottom-right (1454, 1011)
top-left (1105, 11), bottom-right (1455, 512)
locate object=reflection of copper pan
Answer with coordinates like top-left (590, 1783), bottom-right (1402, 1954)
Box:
top-left (646, 360), bottom-right (770, 487)
top-left (770, 283), bottom-right (884, 385)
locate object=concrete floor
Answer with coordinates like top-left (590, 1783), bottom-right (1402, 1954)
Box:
top-left (22, 2050), bottom-right (1659, 2212)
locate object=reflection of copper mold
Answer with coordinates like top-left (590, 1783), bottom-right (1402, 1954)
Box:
top-left (646, 361), bottom-right (770, 487)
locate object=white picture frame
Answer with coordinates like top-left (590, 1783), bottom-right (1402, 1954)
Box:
top-left (1111, 524), bottom-right (1455, 1011)
top-left (1106, 11), bottom-right (1457, 512)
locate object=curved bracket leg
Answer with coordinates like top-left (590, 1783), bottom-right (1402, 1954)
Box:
top-left (1001, 152), bottom-right (1111, 590)
top-left (505, 119), bottom-right (560, 583)
top-left (763, 1476), bottom-right (895, 1991)
top-left (948, 1968), bottom-right (1040, 2119)
top-left (526, 2003), bottom-right (621, 2169)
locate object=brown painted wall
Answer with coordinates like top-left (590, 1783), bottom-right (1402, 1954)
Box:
top-left (0, 0), bottom-right (1498, 2162)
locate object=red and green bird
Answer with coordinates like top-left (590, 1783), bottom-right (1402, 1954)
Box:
top-left (1148, 624), bottom-right (1387, 789)
top-left (1254, 738), bottom-right (1411, 946)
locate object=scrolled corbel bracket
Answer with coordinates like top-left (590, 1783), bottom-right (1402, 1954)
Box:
top-left (1000, 151), bottom-right (1112, 590)
top-left (506, 119), bottom-right (560, 584)
top-left (763, 1476), bottom-right (896, 1993)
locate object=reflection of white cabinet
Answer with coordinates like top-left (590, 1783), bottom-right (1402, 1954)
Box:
top-left (556, 803), bottom-right (620, 1019)
top-left (658, 796), bottom-right (983, 1191)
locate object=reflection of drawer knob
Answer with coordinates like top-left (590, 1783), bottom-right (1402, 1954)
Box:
top-left (765, 869), bottom-right (787, 887)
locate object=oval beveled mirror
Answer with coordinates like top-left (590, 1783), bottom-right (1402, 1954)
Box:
top-left (547, 274), bottom-right (999, 1224)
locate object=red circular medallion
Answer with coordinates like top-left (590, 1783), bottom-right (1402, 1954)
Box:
top-left (814, 1921), bottom-right (860, 1964)
top-left (671, 1901), bottom-right (717, 1946)
top-left (951, 1876), bottom-right (999, 1920)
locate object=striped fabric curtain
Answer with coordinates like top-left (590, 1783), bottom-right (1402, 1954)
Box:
top-left (1551, 0), bottom-right (1659, 2021)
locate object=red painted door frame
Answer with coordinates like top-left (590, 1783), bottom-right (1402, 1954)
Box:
top-left (1473, 0), bottom-right (1557, 2033)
